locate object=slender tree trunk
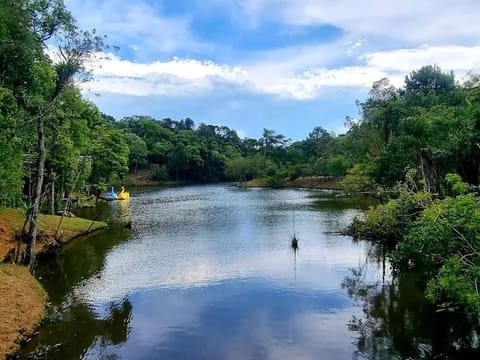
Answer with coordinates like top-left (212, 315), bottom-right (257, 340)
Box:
top-left (420, 148), bottom-right (439, 194)
top-left (55, 158), bottom-right (86, 238)
top-left (49, 174), bottom-right (55, 214)
top-left (24, 117), bottom-right (46, 270)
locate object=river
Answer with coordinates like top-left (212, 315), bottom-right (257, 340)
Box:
top-left (17, 185), bottom-right (479, 359)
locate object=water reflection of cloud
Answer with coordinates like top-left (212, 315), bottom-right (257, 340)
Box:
top-left (76, 234), bottom-right (388, 303)
top-left (85, 281), bottom-right (363, 359)
top-left (57, 186), bottom-right (390, 359)
top-left (76, 186), bottom-right (386, 303)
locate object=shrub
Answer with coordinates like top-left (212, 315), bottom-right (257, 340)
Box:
top-left (151, 165), bottom-right (169, 181)
top-left (353, 185), bottom-right (432, 242)
top-left (341, 163), bottom-right (376, 196)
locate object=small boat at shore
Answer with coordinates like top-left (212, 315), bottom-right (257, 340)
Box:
top-left (118, 186), bottom-right (130, 200)
top-left (100, 187), bottom-right (118, 201)
top-left (100, 186), bottom-right (129, 201)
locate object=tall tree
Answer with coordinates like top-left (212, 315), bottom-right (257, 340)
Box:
top-left (21, 0), bottom-right (105, 268)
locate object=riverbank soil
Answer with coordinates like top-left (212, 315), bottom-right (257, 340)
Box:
top-left (244, 176), bottom-right (343, 190)
top-left (0, 208), bottom-right (107, 358)
top-left (0, 264), bottom-right (46, 359)
top-left (0, 208), bottom-right (107, 262)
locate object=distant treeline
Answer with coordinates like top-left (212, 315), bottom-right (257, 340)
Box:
top-left (110, 64), bottom-right (480, 193)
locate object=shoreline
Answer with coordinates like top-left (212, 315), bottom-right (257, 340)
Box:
top-left (0, 264), bottom-right (46, 359)
top-left (242, 176), bottom-right (344, 190)
top-left (0, 208), bottom-right (107, 359)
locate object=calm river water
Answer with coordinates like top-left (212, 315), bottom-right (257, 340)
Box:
top-left (18, 185), bottom-right (480, 359)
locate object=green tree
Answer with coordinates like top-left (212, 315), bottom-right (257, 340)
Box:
top-left (124, 132), bottom-right (147, 173)
top-left (225, 157), bottom-right (251, 185)
top-left (89, 125), bottom-right (129, 184)
top-left (0, 89), bottom-right (24, 206)
top-left (1, 0), bottom-right (106, 267)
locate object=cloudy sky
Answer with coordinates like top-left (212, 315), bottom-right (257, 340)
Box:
top-left (64, 0), bottom-right (480, 139)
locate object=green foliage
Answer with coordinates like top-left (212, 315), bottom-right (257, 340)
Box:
top-left (224, 157), bottom-right (250, 182)
top-left (325, 155), bottom-right (351, 177)
top-left (289, 164), bottom-right (312, 180)
top-left (445, 173), bottom-right (468, 196)
top-left (124, 132), bottom-right (147, 171)
top-left (354, 185), bottom-right (432, 242)
top-left (405, 65), bottom-right (455, 95)
top-left (89, 126), bottom-right (130, 184)
top-left (0, 0), bottom-right (44, 93)
top-left (151, 164), bottom-right (169, 181)
top-left (388, 194), bottom-right (480, 318)
top-left (374, 135), bottom-right (422, 186)
top-left (0, 89), bottom-right (23, 206)
top-left (393, 195), bottom-right (480, 272)
top-left (355, 181), bottom-right (480, 318)
top-left (426, 256), bottom-right (480, 318)
top-left (341, 164), bottom-right (376, 195)
top-left (115, 118), bottom-right (245, 182)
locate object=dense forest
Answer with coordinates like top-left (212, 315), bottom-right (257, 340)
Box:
top-left (1, 0), bottom-right (480, 321)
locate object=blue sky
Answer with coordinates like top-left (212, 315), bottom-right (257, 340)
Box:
top-left (64, 0), bottom-right (480, 140)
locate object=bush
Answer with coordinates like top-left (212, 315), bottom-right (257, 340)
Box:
top-left (341, 163), bottom-right (376, 196)
top-left (426, 256), bottom-right (480, 319)
top-left (353, 185), bottom-right (432, 242)
top-left (326, 155), bottom-right (351, 176)
top-left (151, 165), bottom-right (169, 181)
top-left (445, 173), bottom-right (468, 196)
top-left (289, 164), bottom-right (311, 180)
top-left (391, 194), bottom-right (480, 319)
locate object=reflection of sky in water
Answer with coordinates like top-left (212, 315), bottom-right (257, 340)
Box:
top-left (86, 280), bottom-right (364, 360)
top-left (25, 185), bottom-right (390, 359)
top-left (76, 186), bottom-right (383, 302)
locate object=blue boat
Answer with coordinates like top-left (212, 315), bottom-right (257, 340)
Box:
top-left (101, 187), bottom-right (118, 201)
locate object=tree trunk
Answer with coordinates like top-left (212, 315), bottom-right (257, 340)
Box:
top-left (24, 117), bottom-right (46, 270)
top-left (457, 148), bottom-right (480, 185)
top-left (420, 148), bottom-right (439, 194)
top-left (49, 174), bottom-right (55, 215)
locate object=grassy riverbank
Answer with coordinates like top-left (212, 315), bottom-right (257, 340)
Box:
top-left (0, 208), bottom-right (107, 359)
top-left (243, 176), bottom-right (343, 190)
top-left (0, 208), bottom-right (107, 261)
top-left (0, 264), bottom-right (46, 359)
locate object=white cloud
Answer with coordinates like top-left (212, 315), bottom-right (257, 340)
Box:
top-left (344, 39), bottom-right (367, 55)
top-left (257, 66), bottom-right (387, 100)
top-left (89, 53), bottom-right (248, 81)
top-left (232, 0), bottom-right (480, 44)
top-left (82, 52), bottom-right (249, 97)
top-left (65, 0), bottom-right (480, 102)
top-left (364, 45), bottom-right (480, 74)
top-left (81, 44), bottom-right (480, 100)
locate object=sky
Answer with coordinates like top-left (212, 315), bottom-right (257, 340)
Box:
top-left (64, 0), bottom-right (480, 140)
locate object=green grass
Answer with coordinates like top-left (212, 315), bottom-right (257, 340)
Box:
top-left (243, 178), bottom-right (267, 187)
top-left (0, 208), bottom-right (107, 259)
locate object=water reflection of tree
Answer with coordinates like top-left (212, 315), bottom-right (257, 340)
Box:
top-left (20, 224), bottom-right (133, 359)
top-left (343, 244), bottom-right (480, 359)
top-left (21, 298), bottom-right (132, 359)
top-left (35, 226), bottom-right (131, 303)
